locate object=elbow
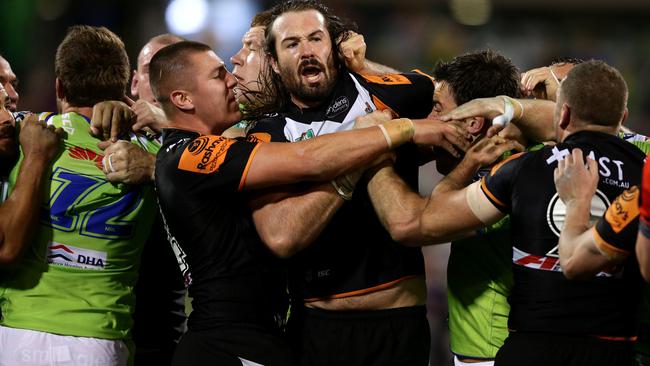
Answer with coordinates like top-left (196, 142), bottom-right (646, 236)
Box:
top-left (385, 218), bottom-right (421, 246)
top-left (419, 216), bottom-right (449, 244)
top-left (261, 233), bottom-right (301, 259)
top-left (0, 243), bottom-right (21, 266)
top-left (560, 259), bottom-right (591, 281)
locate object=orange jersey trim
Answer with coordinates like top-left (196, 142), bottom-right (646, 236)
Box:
top-left (489, 151), bottom-right (524, 177)
top-left (358, 73), bottom-right (413, 86)
top-left (592, 226), bottom-right (631, 256)
top-left (238, 142), bottom-right (261, 192)
top-left (303, 275), bottom-right (419, 303)
top-left (480, 177), bottom-right (507, 209)
top-left (371, 95), bottom-right (397, 117)
top-left (412, 69), bottom-right (435, 84)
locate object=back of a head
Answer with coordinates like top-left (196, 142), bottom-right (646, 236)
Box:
top-left (434, 50), bottom-right (521, 105)
top-left (55, 25), bottom-right (129, 107)
top-left (251, 9), bottom-right (273, 28)
top-left (149, 41), bottom-right (211, 115)
top-left (560, 60), bottom-right (627, 127)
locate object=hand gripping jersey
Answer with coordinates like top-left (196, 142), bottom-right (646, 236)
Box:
top-left (0, 112), bottom-right (159, 340)
top-left (155, 129), bottom-right (287, 331)
top-left (481, 130), bottom-right (645, 337)
top-left (248, 71), bottom-right (433, 301)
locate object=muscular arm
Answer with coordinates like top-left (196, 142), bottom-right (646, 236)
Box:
top-left (0, 116), bottom-right (62, 265)
top-left (0, 156), bottom-right (50, 265)
top-left (419, 137), bottom-right (518, 243)
top-left (365, 160), bottom-right (427, 245)
top-left (249, 183), bottom-right (343, 258)
top-left (442, 97), bottom-right (556, 143)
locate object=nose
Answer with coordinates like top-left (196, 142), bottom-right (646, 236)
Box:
top-left (230, 50), bottom-right (243, 67)
top-left (298, 41), bottom-right (315, 59)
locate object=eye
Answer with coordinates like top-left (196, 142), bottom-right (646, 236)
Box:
top-left (287, 42), bottom-right (298, 49)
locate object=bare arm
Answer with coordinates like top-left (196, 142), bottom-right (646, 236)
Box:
top-left (244, 116), bottom-right (469, 190)
top-left (249, 183), bottom-right (344, 258)
top-left (419, 136), bottom-right (517, 243)
top-left (441, 96), bottom-right (557, 143)
top-left (0, 116), bottom-right (63, 265)
top-left (554, 149), bottom-right (625, 280)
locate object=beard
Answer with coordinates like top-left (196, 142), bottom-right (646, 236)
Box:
top-left (279, 56), bottom-right (338, 105)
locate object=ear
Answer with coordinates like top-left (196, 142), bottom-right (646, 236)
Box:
top-left (466, 117), bottom-right (485, 134)
top-left (558, 103), bottom-right (571, 130)
top-left (130, 70), bottom-right (139, 98)
top-left (621, 107), bottom-right (629, 125)
top-left (55, 78), bottom-right (65, 100)
top-left (170, 90), bottom-right (194, 112)
top-left (270, 56), bottom-right (280, 75)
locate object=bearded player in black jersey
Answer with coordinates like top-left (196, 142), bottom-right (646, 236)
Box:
top-left (419, 60), bottom-right (643, 366)
top-left (244, 1), bottom-right (453, 364)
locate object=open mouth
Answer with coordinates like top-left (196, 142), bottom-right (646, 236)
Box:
top-left (300, 63), bottom-right (323, 84)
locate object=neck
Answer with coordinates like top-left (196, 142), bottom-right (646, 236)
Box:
top-left (166, 115), bottom-right (227, 136)
top-left (60, 100), bottom-right (93, 119)
top-left (561, 121), bottom-right (620, 142)
top-left (290, 95), bottom-right (323, 109)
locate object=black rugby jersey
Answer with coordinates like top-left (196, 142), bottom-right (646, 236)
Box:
top-left (248, 71), bottom-right (433, 300)
top-left (481, 130), bottom-right (644, 337)
top-left (155, 128), bottom-right (287, 330)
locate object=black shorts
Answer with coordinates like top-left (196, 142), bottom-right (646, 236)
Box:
top-left (495, 332), bottom-right (634, 366)
top-left (287, 305), bottom-right (430, 366)
top-left (172, 323), bottom-right (293, 366)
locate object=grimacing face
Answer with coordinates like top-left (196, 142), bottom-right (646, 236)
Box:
top-left (0, 56), bottom-right (19, 112)
top-left (271, 9), bottom-right (338, 106)
top-left (188, 51), bottom-right (242, 129)
top-left (231, 26), bottom-right (266, 104)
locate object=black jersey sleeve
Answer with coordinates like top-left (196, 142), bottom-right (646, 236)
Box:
top-left (175, 135), bottom-right (260, 192)
top-left (593, 186), bottom-right (640, 256)
top-left (480, 152), bottom-right (527, 213)
top-left (247, 116), bottom-right (289, 143)
top-left (355, 71), bottom-right (434, 119)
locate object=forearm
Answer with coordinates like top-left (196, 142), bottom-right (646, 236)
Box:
top-left (558, 198), bottom-right (603, 279)
top-left (250, 183), bottom-right (344, 258)
top-left (0, 157), bottom-right (49, 264)
top-left (366, 161), bottom-right (427, 245)
top-left (513, 99), bottom-right (556, 143)
top-left (420, 158), bottom-right (485, 243)
top-left (360, 60), bottom-right (401, 75)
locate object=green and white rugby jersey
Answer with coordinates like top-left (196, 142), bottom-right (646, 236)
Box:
top-left (0, 112), bottom-right (159, 340)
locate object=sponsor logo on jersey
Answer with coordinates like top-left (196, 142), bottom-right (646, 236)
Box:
top-left (546, 148), bottom-right (630, 188)
top-left (47, 242), bottom-right (107, 270)
top-left (546, 189), bottom-right (610, 237)
top-left (326, 96), bottom-right (350, 119)
top-left (68, 146), bottom-right (104, 171)
top-left (178, 135), bottom-right (235, 174)
top-left (605, 186), bottom-right (640, 233)
top-left (296, 129), bottom-right (315, 141)
top-left (512, 246), bottom-right (617, 277)
top-left (247, 132), bottom-right (271, 143)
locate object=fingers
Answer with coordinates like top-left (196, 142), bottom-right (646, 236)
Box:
top-left (123, 95), bottom-right (136, 107)
top-left (101, 106), bottom-right (112, 141)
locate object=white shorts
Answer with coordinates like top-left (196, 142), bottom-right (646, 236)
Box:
top-left (454, 355), bottom-right (495, 366)
top-left (0, 326), bottom-right (129, 366)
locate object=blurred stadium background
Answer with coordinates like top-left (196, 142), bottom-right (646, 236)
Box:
top-left (2, 0), bottom-right (650, 364)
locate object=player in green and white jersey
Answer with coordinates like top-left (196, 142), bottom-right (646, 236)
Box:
top-left (0, 26), bottom-right (158, 366)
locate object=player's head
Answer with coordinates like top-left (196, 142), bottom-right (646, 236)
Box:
top-left (230, 11), bottom-right (273, 106)
top-left (431, 50), bottom-right (521, 174)
top-left (55, 25), bottom-right (130, 109)
top-left (264, 0), bottom-right (356, 107)
top-left (131, 33), bottom-right (184, 104)
top-left (0, 85), bottom-right (17, 174)
top-left (431, 50), bottom-right (521, 120)
top-left (555, 60), bottom-right (627, 142)
top-left (0, 55), bottom-right (19, 112)
top-left (149, 41), bottom-right (240, 133)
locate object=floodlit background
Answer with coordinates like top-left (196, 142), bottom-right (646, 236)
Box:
top-left (2, 0), bottom-right (649, 364)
